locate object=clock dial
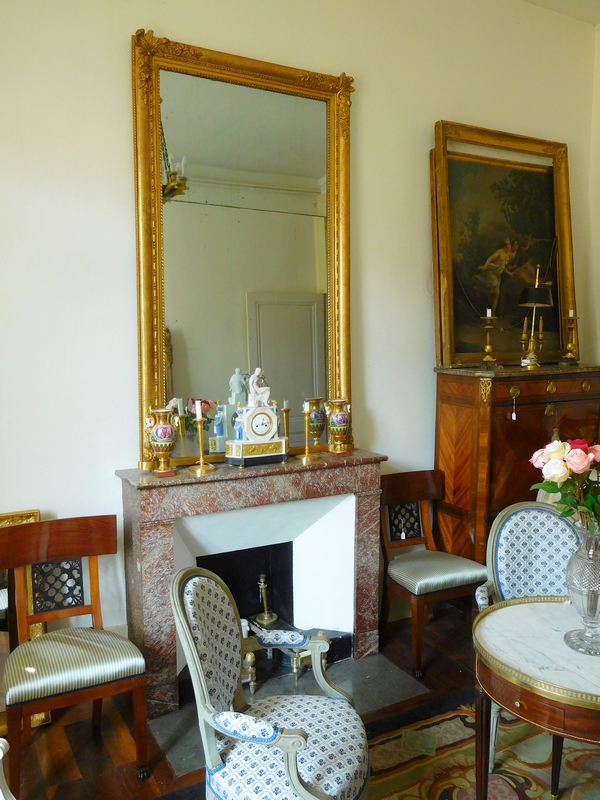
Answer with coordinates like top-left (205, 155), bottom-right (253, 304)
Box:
top-left (251, 412), bottom-right (272, 436)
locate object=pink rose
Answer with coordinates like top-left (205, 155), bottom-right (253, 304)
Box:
top-left (589, 445), bottom-right (600, 462)
top-left (565, 448), bottom-right (595, 474)
top-left (530, 448), bottom-right (547, 469)
top-left (567, 438), bottom-right (589, 453)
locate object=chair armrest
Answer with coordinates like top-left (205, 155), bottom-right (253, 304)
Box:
top-left (212, 712), bottom-right (328, 800)
top-left (475, 582), bottom-right (493, 611)
top-left (212, 711), bottom-right (280, 743)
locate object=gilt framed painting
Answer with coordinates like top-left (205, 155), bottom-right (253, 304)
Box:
top-left (431, 121), bottom-right (578, 367)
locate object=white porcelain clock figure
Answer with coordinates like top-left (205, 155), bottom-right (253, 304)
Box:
top-left (225, 403), bottom-right (288, 466)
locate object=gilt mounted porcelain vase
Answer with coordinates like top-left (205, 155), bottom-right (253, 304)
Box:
top-left (565, 528), bottom-right (600, 656)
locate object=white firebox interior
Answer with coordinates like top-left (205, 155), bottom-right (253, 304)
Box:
top-left (173, 494), bottom-right (356, 669)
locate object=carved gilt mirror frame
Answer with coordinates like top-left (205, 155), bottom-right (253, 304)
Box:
top-left (132, 29), bottom-right (353, 469)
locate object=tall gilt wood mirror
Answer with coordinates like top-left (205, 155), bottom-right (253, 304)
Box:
top-left (132, 30), bottom-right (353, 468)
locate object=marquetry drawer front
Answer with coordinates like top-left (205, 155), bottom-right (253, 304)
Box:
top-left (493, 375), bottom-right (600, 402)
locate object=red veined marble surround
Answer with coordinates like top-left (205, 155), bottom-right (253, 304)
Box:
top-left (117, 449), bottom-right (387, 717)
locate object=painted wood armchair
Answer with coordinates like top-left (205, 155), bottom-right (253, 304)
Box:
top-left (170, 567), bottom-right (370, 800)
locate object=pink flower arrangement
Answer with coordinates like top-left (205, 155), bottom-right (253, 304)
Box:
top-left (530, 438), bottom-right (600, 535)
top-left (186, 398), bottom-right (218, 432)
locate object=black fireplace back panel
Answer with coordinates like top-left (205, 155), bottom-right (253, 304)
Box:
top-left (196, 542), bottom-right (294, 624)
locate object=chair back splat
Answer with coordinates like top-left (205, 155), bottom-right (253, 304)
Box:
top-left (0, 515), bottom-right (149, 798)
top-left (171, 567), bottom-right (370, 800)
top-left (380, 471), bottom-right (487, 679)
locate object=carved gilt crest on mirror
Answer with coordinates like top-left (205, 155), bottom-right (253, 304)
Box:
top-left (132, 29), bottom-right (353, 468)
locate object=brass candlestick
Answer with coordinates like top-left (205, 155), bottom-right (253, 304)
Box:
top-left (281, 406), bottom-right (291, 439)
top-left (560, 314), bottom-right (579, 364)
top-left (520, 308), bottom-right (544, 370)
top-left (296, 407), bottom-right (322, 465)
top-left (519, 267), bottom-right (553, 370)
top-left (481, 315), bottom-right (497, 366)
top-left (189, 415), bottom-right (216, 476)
top-left (176, 413), bottom-right (188, 456)
top-left (255, 574), bottom-right (278, 625)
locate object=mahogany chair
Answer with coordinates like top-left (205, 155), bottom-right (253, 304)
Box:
top-left (0, 516), bottom-right (149, 798)
top-left (379, 470), bottom-right (488, 678)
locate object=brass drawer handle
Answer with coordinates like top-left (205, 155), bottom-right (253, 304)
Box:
top-left (582, 380), bottom-right (591, 393)
top-left (509, 386), bottom-right (520, 399)
top-left (547, 381), bottom-right (556, 394)
top-left (545, 403), bottom-right (555, 417)
top-left (514, 701), bottom-right (521, 708)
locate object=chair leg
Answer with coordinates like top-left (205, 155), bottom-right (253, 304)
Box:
top-left (411, 598), bottom-right (429, 679)
top-left (132, 678), bottom-right (150, 780)
top-left (6, 706), bottom-right (22, 799)
top-left (92, 698), bottom-right (103, 729)
top-left (379, 583), bottom-right (392, 640)
top-left (21, 716), bottom-right (31, 747)
top-left (489, 701), bottom-right (501, 772)
top-left (551, 735), bottom-right (563, 800)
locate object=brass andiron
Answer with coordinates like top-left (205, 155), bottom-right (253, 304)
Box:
top-left (297, 403), bottom-right (322, 465)
top-left (189, 402), bottom-right (216, 476)
top-left (481, 312), bottom-right (497, 366)
top-left (560, 311), bottom-right (579, 365)
top-left (256, 574), bottom-right (278, 625)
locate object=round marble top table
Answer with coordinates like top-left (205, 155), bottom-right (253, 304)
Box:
top-left (472, 596), bottom-right (600, 800)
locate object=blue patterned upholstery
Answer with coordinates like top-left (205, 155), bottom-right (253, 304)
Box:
top-left (487, 502), bottom-right (580, 602)
top-left (254, 630), bottom-right (308, 648)
top-left (211, 695), bottom-right (368, 800)
top-left (172, 568), bottom-right (370, 800)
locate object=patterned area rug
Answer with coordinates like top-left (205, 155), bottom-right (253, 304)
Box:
top-left (368, 704), bottom-right (600, 799)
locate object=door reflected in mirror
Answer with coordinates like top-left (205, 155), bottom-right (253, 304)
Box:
top-left (160, 72), bottom-right (328, 447)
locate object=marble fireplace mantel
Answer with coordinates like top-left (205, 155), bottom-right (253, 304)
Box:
top-left (117, 449), bottom-right (387, 717)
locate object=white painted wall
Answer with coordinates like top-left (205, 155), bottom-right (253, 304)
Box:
top-left (1, 0), bottom-right (598, 627)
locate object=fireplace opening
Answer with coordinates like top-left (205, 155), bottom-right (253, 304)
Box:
top-left (196, 542), bottom-right (293, 625)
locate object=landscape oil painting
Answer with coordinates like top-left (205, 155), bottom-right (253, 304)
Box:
top-left (448, 153), bottom-right (559, 362)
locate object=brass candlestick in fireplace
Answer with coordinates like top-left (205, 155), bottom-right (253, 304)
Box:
top-left (256, 574), bottom-right (278, 625)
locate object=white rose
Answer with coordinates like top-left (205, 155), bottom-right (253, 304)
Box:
top-left (542, 458), bottom-right (571, 485)
top-left (544, 440), bottom-right (571, 460)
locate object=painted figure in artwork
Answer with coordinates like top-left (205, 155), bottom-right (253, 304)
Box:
top-left (472, 239), bottom-right (516, 317)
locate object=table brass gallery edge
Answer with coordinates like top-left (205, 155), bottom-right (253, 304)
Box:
top-left (473, 596), bottom-right (600, 800)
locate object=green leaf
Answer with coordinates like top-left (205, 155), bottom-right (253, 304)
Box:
top-left (530, 481), bottom-right (559, 493)
top-left (585, 494), bottom-right (596, 511)
top-left (559, 507), bottom-right (576, 518)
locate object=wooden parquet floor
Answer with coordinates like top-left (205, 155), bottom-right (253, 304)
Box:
top-left (8, 603), bottom-right (475, 800)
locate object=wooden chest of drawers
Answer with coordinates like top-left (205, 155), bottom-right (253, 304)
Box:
top-left (434, 365), bottom-right (600, 563)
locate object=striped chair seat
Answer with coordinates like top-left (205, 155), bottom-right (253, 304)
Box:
top-left (387, 550), bottom-right (487, 596)
top-left (4, 628), bottom-right (145, 706)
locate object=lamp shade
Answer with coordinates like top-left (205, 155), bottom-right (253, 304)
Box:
top-left (519, 287), bottom-right (553, 308)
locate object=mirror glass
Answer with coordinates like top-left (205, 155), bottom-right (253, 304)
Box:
top-left (132, 30), bottom-right (353, 468)
top-left (160, 71), bottom-right (328, 447)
